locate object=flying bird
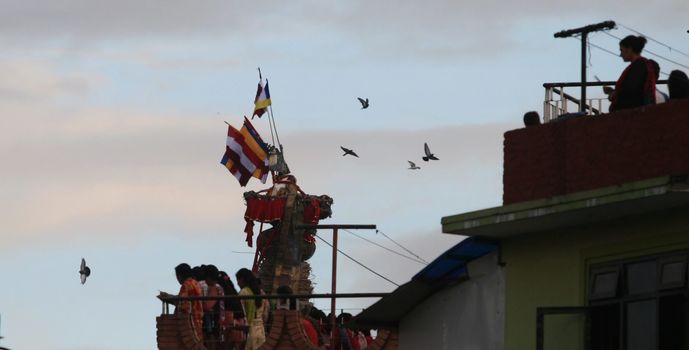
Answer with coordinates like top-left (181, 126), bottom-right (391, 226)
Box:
top-left (79, 258), bottom-right (91, 285)
top-left (341, 146), bottom-right (359, 158)
top-left (408, 161), bottom-right (421, 170)
top-left (422, 142), bottom-right (439, 161)
top-left (357, 97), bottom-right (369, 109)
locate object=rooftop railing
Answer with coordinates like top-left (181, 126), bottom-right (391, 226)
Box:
top-left (543, 80), bottom-right (669, 123)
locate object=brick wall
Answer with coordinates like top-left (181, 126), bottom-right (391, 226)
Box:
top-left (503, 99), bottom-right (689, 204)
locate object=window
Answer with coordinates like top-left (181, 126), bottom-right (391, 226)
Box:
top-left (659, 256), bottom-right (687, 290)
top-left (626, 299), bottom-right (657, 350)
top-left (588, 251), bottom-right (688, 350)
top-left (589, 266), bottom-right (620, 300)
top-left (626, 260), bottom-right (658, 295)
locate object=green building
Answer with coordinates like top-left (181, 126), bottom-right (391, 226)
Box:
top-left (442, 100), bottom-right (689, 349)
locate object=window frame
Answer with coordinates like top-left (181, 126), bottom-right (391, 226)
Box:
top-left (658, 255), bottom-right (688, 290)
top-left (589, 265), bottom-right (621, 301)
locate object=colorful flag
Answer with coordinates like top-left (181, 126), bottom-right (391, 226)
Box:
top-left (240, 117), bottom-right (270, 183)
top-left (220, 119), bottom-right (270, 186)
top-left (253, 78), bottom-right (271, 118)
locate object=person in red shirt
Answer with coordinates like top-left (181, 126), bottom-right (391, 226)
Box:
top-left (604, 35), bottom-right (656, 112)
top-left (302, 314), bottom-right (320, 347)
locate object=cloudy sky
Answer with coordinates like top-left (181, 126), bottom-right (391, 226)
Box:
top-left (1, 0), bottom-right (688, 349)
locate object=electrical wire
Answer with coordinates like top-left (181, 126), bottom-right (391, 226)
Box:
top-left (617, 23), bottom-right (689, 60)
top-left (581, 37), bottom-right (620, 57)
top-left (342, 229), bottom-right (428, 265)
top-left (315, 234), bottom-right (400, 287)
top-left (601, 31), bottom-right (689, 70)
top-left (579, 37), bottom-right (671, 77)
top-left (587, 38), bottom-right (593, 68)
top-left (376, 229), bottom-right (429, 264)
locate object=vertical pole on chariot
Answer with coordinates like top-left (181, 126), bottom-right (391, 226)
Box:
top-left (330, 228), bottom-right (339, 350)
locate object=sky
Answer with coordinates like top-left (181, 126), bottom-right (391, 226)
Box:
top-left (0, 1), bottom-right (688, 349)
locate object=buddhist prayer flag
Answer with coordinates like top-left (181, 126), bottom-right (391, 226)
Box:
top-left (240, 117), bottom-right (270, 183)
top-left (253, 78), bottom-right (271, 118)
top-left (220, 118), bottom-right (270, 186)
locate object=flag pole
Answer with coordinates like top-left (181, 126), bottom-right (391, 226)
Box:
top-left (257, 67), bottom-right (277, 147)
top-left (268, 104), bottom-right (282, 152)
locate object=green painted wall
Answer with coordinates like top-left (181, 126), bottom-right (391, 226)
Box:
top-left (502, 205), bottom-right (689, 350)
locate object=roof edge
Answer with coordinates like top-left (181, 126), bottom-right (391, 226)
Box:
top-left (442, 175), bottom-right (689, 236)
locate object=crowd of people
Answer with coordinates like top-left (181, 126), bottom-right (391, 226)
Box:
top-left (160, 264), bottom-right (375, 350)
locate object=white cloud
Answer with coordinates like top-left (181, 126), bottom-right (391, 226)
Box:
top-left (1, 0), bottom-right (686, 61)
top-left (0, 59), bottom-right (104, 100)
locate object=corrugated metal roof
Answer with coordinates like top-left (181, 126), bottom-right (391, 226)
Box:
top-left (351, 237), bottom-right (497, 329)
top-left (413, 237), bottom-right (498, 282)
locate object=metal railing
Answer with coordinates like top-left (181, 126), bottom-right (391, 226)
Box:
top-left (543, 80), bottom-right (669, 123)
top-left (158, 293), bottom-right (388, 349)
top-left (158, 292), bottom-right (389, 315)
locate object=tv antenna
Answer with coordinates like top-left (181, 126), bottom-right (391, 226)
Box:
top-left (554, 20), bottom-right (616, 113)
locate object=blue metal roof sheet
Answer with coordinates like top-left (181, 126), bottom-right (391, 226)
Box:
top-left (412, 237), bottom-right (498, 281)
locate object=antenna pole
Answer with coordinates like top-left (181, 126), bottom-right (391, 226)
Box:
top-left (581, 31), bottom-right (588, 112)
top-left (554, 20), bottom-right (616, 113)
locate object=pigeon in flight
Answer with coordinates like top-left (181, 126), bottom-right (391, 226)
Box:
top-left (341, 146), bottom-right (359, 158)
top-left (79, 258), bottom-right (91, 285)
top-left (422, 142), bottom-right (439, 161)
top-left (408, 161), bottom-right (421, 170)
top-left (357, 97), bottom-right (369, 109)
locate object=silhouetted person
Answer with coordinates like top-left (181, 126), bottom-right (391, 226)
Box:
top-left (668, 70), bottom-right (689, 100)
top-left (523, 111), bottom-right (541, 126)
top-left (649, 59), bottom-right (669, 103)
top-left (604, 35), bottom-right (656, 112)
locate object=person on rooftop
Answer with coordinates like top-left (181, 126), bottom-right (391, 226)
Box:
top-left (649, 60), bottom-right (669, 103)
top-left (159, 263), bottom-right (204, 343)
top-left (668, 70), bottom-right (689, 100)
top-left (218, 270), bottom-right (244, 350)
top-left (203, 265), bottom-right (225, 350)
top-left (523, 111), bottom-right (541, 127)
top-left (604, 35), bottom-right (656, 112)
top-left (236, 268), bottom-right (267, 350)
top-left (193, 265), bottom-right (209, 296)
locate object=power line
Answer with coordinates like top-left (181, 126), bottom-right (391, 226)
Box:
top-left (601, 31), bottom-right (689, 71)
top-left (580, 37), bottom-right (620, 57)
top-left (315, 234), bottom-right (400, 287)
top-left (617, 23), bottom-right (689, 60)
top-left (342, 229), bottom-right (428, 265)
top-left (645, 51), bottom-right (689, 72)
top-left (582, 37), bottom-right (671, 76)
top-left (376, 229), bottom-right (429, 264)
